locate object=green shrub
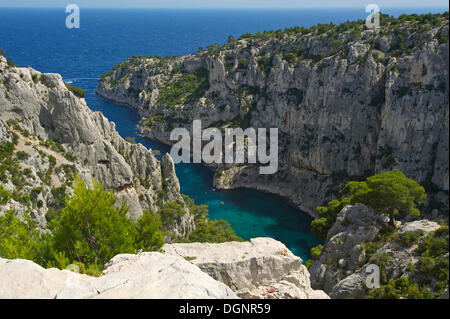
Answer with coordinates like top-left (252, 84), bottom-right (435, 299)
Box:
top-left (65, 84), bottom-right (86, 98)
top-left (369, 276), bottom-right (433, 299)
top-left (311, 197), bottom-right (351, 240)
top-left (0, 210), bottom-right (53, 266)
top-left (49, 177), bottom-right (136, 271)
top-left (157, 200), bottom-right (186, 230)
top-left (183, 195), bottom-right (242, 243)
top-left (417, 226), bottom-right (449, 282)
top-left (342, 170), bottom-right (425, 226)
top-left (15, 151), bottom-right (29, 160)
top-left (31, 74), bottom-right (39, 83)
top-left (305, 244), bottom-right (324, 268)
top-left (189, 219), bottom-right (242, 243)
top-left (0, 184), bottom-right (12, 205)
top-left (134, 211), bottom-right (164, 252)
top-left (258, 55), bottom-right (273, 73)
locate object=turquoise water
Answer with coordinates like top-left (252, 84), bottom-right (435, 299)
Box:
top-left (80, 78), bottom-right (322, 259)
top-left (1, 7), bottom-right (446, 259)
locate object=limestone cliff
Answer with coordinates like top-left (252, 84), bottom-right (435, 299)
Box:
top-left (97, 13), bottom-right (449, 216)
top-left (0, 56), bottom-right (194, 238)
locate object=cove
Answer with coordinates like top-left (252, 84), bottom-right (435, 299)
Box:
top-left (80, 77), bottom-right (321, 260)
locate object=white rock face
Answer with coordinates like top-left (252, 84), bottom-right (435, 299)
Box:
top-left (0, 57), bottom-right (194, 237)
top-left (163, 237), bottom-right (329, 299)
top-left (0, 253), bottom-right (237, 299)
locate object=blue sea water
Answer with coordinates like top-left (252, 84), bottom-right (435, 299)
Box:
top-left (0, 7), bottom-right (447, 260)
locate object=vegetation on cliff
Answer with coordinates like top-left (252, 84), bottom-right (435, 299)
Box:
top-left (0, 175), bottom-right (241, 275)
top-left (65, 84), bottom-right (86, 98)
top-left (311, 170), bottom-right (426, 240)
top-left (97, 11), bottom-right (449, 219)
top-left (367, 223), bottom-right (448, 299)
top-left (0, 177), bottom-right (164, 275)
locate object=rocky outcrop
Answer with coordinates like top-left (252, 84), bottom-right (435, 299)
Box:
top-left (0, 56), bottom-right (194, 237)
top-left (0, 253), bottom-right (237, 299)
top-left (97, 14), bottom-right (449, 216)
top-left (0, 238), bottom-right (331, 299)
top-left (309, 204), bottom-right (388, 295)
top-left (163, 237), bottom-right (329, 299)
top-left (308, 204), bottom-right (444, 298)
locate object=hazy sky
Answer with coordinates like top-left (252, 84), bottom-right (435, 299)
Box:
top-left (0, 0), bottom-right (448, 8)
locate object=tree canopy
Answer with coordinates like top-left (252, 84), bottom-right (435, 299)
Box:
top-left (0, 177), bottom-right (165, 275)
top-left (311, 170), bottom-right (426, 240)
top-left (342, 170), bottom-right (426, 225)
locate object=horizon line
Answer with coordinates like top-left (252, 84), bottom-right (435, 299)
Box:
top-left (0, 6), bottom-right (448, 9)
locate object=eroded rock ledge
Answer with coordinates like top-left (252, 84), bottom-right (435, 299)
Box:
top-left (163, 237), bottom-right (329, 299)
top-left (0, 238), bottom-right (328, 299)
top-left (0, 253), bottom-right (237, 299)
top-left (309, 204), bottom-right (446, 299)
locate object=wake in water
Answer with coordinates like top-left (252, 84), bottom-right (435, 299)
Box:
top-left (63, 77), bottom-right (99, 84)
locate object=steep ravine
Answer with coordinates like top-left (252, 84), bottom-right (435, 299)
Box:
top-left (96, 13), bottom-right (449, 217)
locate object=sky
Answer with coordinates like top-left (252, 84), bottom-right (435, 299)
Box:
top-left (0, 0), bottom-right (448, 9)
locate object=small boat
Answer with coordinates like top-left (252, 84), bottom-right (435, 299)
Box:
top-left (220, 201), bottom-right (224, 205)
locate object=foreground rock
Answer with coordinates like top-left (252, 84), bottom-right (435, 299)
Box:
top-left (0, 253), bottom-right (237, 299)
top-left (163, 237), bottom-right (329, 299)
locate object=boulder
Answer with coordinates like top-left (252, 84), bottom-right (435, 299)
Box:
top-left (163, 237), bottom-right (329, 299)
